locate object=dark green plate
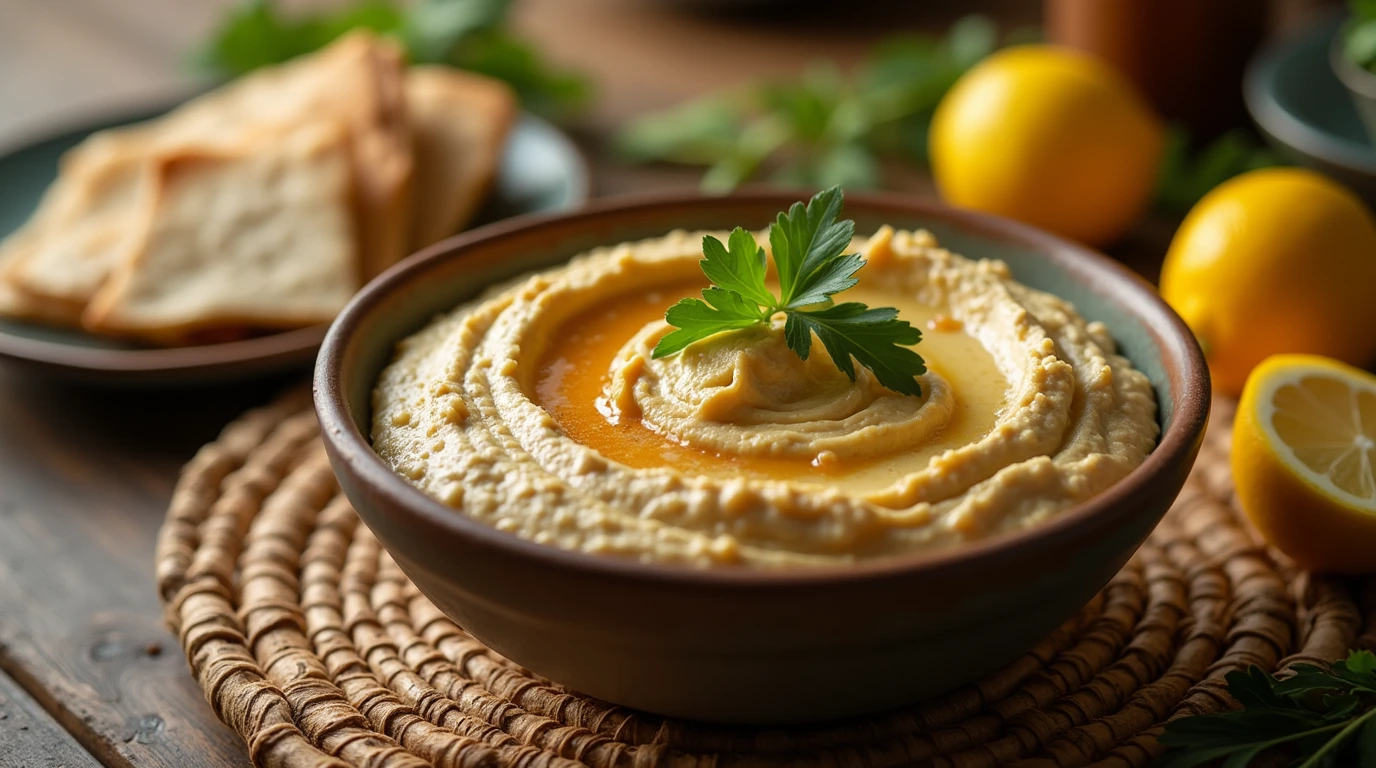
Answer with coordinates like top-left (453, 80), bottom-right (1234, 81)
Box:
top-left (0, 101), bottom-right (589, 386)
top-left (1245, 15), bottom-right (1376, 203)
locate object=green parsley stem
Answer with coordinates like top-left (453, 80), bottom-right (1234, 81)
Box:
top-left (1294, 706), bottom-right (1376, 768)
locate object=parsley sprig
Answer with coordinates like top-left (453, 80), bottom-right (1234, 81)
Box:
top-left (1346, 0), bottom-right (1376, 73)
top-left (650, 187), bottom-right (926, 396)
top-left (616, 17), bottom-right (1009, 193)
top-left (197, 0), bottom-right (590, 120)
top-left (1156, 650), bottom-right (1376, 767)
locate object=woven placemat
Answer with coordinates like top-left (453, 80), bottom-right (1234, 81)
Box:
top-left (155, 392), bottom-right (1376, 768)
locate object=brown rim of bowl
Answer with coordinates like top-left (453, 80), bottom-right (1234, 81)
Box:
top-left (0, 323), bottom-right (326, 376)
top-left (315, 188), bottom-right (1211, 589)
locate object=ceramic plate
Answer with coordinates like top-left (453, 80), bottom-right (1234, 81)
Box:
top-left (0, 100), bottom-right (589, 386)
top-left (1245, 15), bottom-right (1376, 203)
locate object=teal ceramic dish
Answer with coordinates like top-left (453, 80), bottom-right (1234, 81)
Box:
top-left (1331, 18), bottom-right (1376, 144)
top-left (0, 100), bottom-right (588, 385)
top-left (314, 190), bottom-right (1211, 723)
top-left (1245, 15), bottom-right (1376, 204)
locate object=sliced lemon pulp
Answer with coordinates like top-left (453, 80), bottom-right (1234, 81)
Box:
top-left (1260, 367), bottom-right (1376, 509)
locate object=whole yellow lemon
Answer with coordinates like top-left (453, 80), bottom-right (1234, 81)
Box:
top-left (929, 45), bottom-right (1164, 246)
top-left (1160, 168), bottom-right (1376, 396)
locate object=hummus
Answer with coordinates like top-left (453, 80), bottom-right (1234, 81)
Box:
top-left (372, 227), bottom-right (1159, 567)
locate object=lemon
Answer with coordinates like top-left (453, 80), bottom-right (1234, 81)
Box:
top-left (929, 45), bottom-right (1163, 247)
top-left (1233, 354), bottom-right (1376, 573)
top-left (1160, 168), bottom-right (1376, 397)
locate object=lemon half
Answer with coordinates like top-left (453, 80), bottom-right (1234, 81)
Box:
top-left (1233, 354), bottom-right (1376, 573)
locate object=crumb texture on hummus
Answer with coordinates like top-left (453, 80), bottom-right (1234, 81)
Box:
top-left (372, 228), bottom-right (1159, 567)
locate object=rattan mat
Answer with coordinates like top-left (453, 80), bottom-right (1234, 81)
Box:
top-left (155, 393), bottom-right (1376, 768)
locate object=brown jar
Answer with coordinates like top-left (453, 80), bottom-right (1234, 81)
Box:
top-left (1045, 0), bottom-right (1268, 139)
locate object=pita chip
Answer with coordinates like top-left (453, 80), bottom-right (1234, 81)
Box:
top-left (83, 122), bottom-right (358, 342)
top-left (0, 132), bottom-right (153, 320)
top-left (404, 66), bottom-right (517, 251)
top-left (1, 31), bottom-right (412, 322)
top-left (159, 31), bottom-right (413, 279)
top-left (0, 224), bottom-right (49, 321)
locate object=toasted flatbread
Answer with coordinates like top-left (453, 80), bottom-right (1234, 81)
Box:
top-left (82, 122), bottom-right (358, 342)
top-left (0, 224), bottom-right (48, 321)
top-left (404, 67), bottom-right (517, 251)
top-left (2, 33), bottom-right (411, 339)
top-left (158, 31), bottom-right (413, 279)
top-left (0, 133), bottom-right (153, 320)
top-left (0, 283), bottom-right (29, 319)
top-left (1, 32), bottom-right (411, 322)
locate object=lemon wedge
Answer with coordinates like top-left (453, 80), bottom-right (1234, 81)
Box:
top-left (1233, 354), bottom-right (1376, 573)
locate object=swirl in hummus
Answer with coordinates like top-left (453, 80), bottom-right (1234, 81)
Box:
top-left (372, 227), bottom-right (1159, 567)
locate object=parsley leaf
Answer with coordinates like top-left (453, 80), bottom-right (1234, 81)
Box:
top-left (196, 0), bottom-right (589, 120)
top-left (655, 290), bottom-right (763, 358)
top-left (1156, 650), bottom-right (1376, 768)
top-left (700, 228), bottom-right (776, 308)
top-left (616, 16), bottom-right (999, 193)
top-left (1154, 126), bottom-right (1282, 213)
top-left (769, 185), bottom-right (852, 305)
top-left (784, 304), bottom-right (925, 396)
top-left (650, 186), bottom-right (926, 397)
top-left (789, 249), bottom-right (864, 310)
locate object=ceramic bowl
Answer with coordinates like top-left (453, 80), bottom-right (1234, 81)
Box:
top-left (314, 190), bottom-right (1210, 723)
top-left (1245, 15), bottom-right (1376, 205)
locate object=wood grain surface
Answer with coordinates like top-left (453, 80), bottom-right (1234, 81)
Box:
top-left (0, 663), bottom-right (101, 768)
top-left (0, 0), bottom-right (1328, 764)
top-left (0, 370), bottom-right (292, 766)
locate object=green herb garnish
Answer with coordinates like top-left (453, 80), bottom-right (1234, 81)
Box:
top-left (1155, 650), bottom-right (1376, 767)
top-left (616, 16), bottom-right (1006, 193)
top-left (197, 0), bottom-right (590, 120)
top-left (1347, 0), bottom-right (1376, 73)
top-left (619, 19), bottom-right (1281, 214)
top-left (1154, 127), bottom-right (1284, 213)
top-left (650, 187), bottom-right (926, 397)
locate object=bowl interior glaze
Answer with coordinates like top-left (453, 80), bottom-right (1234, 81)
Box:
top-left (337, 193), bottom-right (1190, 457)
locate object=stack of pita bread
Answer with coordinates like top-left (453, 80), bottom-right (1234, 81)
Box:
top-left (0, 32), bottom-right (516, 345)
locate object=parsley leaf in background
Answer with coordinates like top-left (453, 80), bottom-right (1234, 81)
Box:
top-left (196, 0), bottom-right (404, 75)
top-left (402, 0), bottom-right (506, 64)
top-left (1155, 127), bottom-right (1283, 213)
top-left (197, 0), bottom-right (589, 120)
top-left (651, 187), bottom-right (926, 396)
top-left (1155, 650), bottom-right (1376, 767)
top-left (453, 28), bottom-right (590, 118)
top-left (618, 15), bottom-right (1282, 213)
top-left (1347, 0), bottom-right (1376, 72)
top-left (616, 15), bottom-right (1001, 193)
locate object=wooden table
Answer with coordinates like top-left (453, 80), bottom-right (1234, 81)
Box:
top-left (0, 0), bottom-right (1325, 765)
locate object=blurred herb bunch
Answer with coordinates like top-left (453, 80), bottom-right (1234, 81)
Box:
top-left (1345, 0), bottom-right (1376, 72)
top-left (618, 14), bottom-right (1281, 211)
top-left (617, 16), bottom-right (1009, 193)
top-left (199, 0), bottom-right (590, 119)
